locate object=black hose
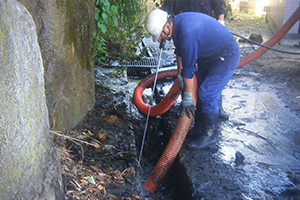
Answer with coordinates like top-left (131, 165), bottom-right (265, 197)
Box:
top-left (231, 32), bottom-right (300, 55)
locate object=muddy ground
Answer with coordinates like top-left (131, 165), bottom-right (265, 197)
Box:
top-left (54, 12), bottom-right (300, 199)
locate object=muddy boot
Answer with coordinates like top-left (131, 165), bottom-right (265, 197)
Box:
top-left (219, 96), bottom-right (229, 121)
top-left (187, 113), bottom-right (219, 150)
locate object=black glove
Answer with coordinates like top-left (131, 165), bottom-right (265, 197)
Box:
top-left (180, 92), bottom-right (195, 118)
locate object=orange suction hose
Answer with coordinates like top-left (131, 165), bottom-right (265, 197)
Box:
top-left (143, 75), bottom-right (197, 193)
top-left (133, 69), bottom-right (181, 117)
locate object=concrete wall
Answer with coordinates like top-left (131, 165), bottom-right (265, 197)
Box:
top-left (269, 0), bottom-right (300, 35)
top-left (283, 0), bottom-right (300, 34)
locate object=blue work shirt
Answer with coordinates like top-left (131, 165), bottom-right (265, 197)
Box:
top-left (173, 12), bottom-right (237, 79)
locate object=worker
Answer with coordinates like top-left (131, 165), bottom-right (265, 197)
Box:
top-left (144, 9), bottom-right (240, 150)
top-left (161, 0), bottom-right (230, 125)
top-left (161, 0), bottom-right (226, 26)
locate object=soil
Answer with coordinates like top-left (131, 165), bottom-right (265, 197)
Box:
top-left (54, 11), bottom-right (300, 200)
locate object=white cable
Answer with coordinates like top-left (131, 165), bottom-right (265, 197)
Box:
top-left (138, 48), bottom-right (163, 163)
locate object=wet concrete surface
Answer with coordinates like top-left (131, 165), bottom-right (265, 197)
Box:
top-left (178, 67), bottom-right (300, 199)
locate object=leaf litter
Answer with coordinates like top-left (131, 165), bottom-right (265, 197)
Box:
top-left (53, 85), bottom-right (144, 200)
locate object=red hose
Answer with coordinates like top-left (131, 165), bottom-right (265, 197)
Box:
top-left (135, 5), bottom-right (300, 194)
top-left (238, 5), bottom-right (300, 68)
top-left (133, 69), bottom-right (181, 117)
top-left (143, 75), bottom-right (197, 193)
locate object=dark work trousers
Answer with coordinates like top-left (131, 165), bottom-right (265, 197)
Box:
top-left (196, 44), bottom-right (240, 114)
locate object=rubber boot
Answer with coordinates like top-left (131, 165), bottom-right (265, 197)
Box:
top-left (218, 96), bottom-right (229, 121)
top-left (187, 113), bottom-right (219, 150)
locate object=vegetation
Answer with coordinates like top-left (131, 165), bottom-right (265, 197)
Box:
top-left (92, 0), bottom-right (237, 66)
top-left (93, 0), bottom-right (148, 66)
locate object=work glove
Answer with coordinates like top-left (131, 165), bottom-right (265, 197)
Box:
top-left (180, 92), bottom-right (195, 118)
top-left (177, 74), bottom-right (184, 92)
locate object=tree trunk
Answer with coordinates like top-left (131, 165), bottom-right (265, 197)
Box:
top-left (0, 1), bottom-right (63, 199)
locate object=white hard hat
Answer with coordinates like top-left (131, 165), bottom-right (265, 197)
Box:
top-left (144, 9), bottom-right (168, 42)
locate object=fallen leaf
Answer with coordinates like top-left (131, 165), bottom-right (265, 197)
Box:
top-left (134, 194), bottom-right (141, 199)
top-left (83, 176), bottom-right (96, 185)
top-left (106, 115), bottom-right (118, 123)
top-left (90, 140), bottom-right (101, 149)
top-left (77, 135), bottom-right (87, 140)
top-left (113, 170), bottom-right (122, 177)
top-left (96, 132), bottom-right (107, 140)
top-left (80, 179), bottom-right (89, 186)
top-left (94, 172), bottom-right (110, 182)
top-left (62, 164), bottom-right (69, 170)
top-left (89, 165), bottom-right (99, 172)
top-left (96, 184), bottom-right (105, 193)
top-left (113, 170), bottom-right (124, 181)
top-left (108, 194), bottom-right (116, 198)
top-left (124, 167), bottom-right (136, 177)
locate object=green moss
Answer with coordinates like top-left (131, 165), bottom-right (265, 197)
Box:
top-left (0, 29), bottom-right (6, 44)
top-left (53, 0), bottom-right (94, 71)
top-left (0, 27), bottom-right (7, 57)
top-left (63, 0), bottom-right (93, 71)
top-left (55, 0), bottom-right (65, 9)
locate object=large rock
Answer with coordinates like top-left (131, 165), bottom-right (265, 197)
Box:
top-left (0, 1), bottom-right (63, 199)
top-left (18, 0), bottom-right (95, 130)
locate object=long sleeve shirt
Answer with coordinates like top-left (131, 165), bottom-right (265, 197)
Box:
top-left (173, 12), bottom-right (237, 79)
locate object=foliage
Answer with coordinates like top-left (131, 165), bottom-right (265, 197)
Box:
top-left (93, 0), bottom-right (147, 66)
top-left (93, 0), bottom-right (118, 65)
top-left (228, 9), bottom-right (266, 25)
top-left (224, 0), bottom-right (233, 17)
top-left (95, 0), bottom-right (118, 34)
top-left (156, 0), bottom-right (164, 7)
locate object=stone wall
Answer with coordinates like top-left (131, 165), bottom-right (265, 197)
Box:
top-left (0, 1), bottom-right (63, 198)
top-left (18, 0), bottom-right (95, 130)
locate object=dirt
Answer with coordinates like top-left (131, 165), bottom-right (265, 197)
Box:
top-left (226, 12), bottom-right (300, 117)
top-left (54, 84), bottom-right (143, 199)
top-left (54, 11), bottom-right (300, 200)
